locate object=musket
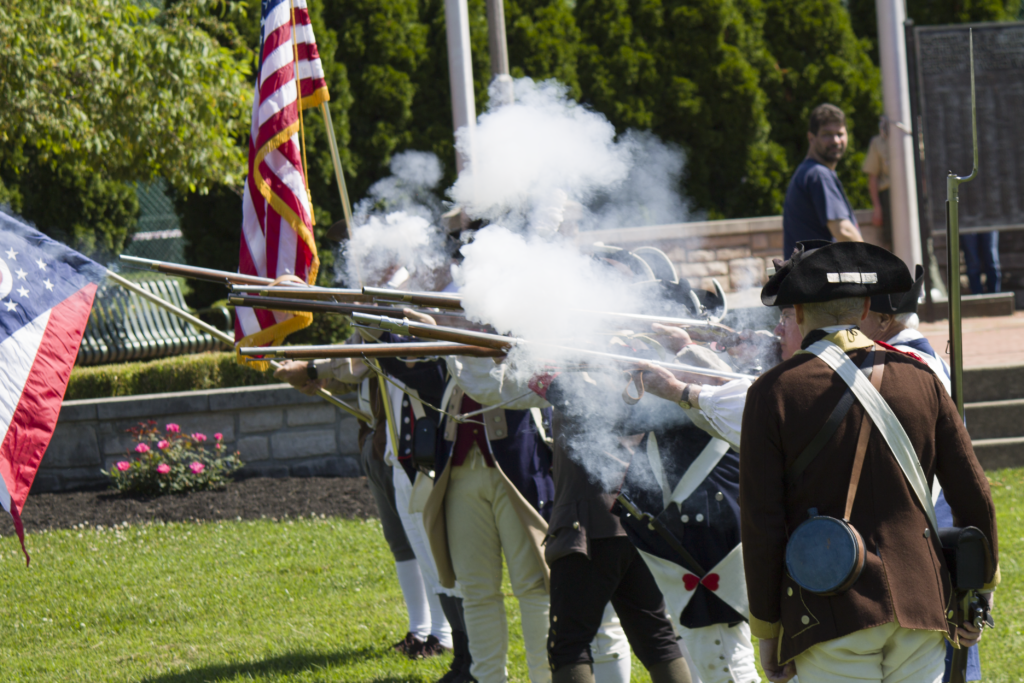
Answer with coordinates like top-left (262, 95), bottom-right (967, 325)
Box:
top-left (946, 29), bottom-right (978, 421)
top-left (365, 287), bottom-right (738, 342)
top-left (227, 295), bottom-right (473, 329)
top-left (363, 286), bottom-right (465, 310)
top-left (230, 285), bottom-right (373, 303)
top-left (239, 341), bottom-right (506, 360)
top-left (353, 313), bottom-right (754, 382)
top-left (120, 255), bottom-right (279, 286)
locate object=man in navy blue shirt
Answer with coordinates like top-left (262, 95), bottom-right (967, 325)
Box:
top-left (782, 103), bottom-right (863, 258)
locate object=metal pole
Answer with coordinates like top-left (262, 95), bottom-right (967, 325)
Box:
top-left (321, 102), bottom-right (354, 239)
top-left (485, 0), bottom-right (514, 105)
top-left (946, 30), bottom-right (979, 421)
top-left (444, 0), bottom-right (478, 173)
top-left (105, 270), bottom-right (371, 423)
top-left (875, 0), bottom-right (922, 270)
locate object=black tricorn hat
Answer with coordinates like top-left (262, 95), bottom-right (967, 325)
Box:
top-left (761, 240), bottom-right (913, 306)
top-left (871, 265), bottom-right (924, 315)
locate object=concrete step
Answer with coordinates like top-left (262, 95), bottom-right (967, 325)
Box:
top-left (965, 399), bottom-right (1024, 440)
top-left (971, 436), bottom-right (1024, 471)
top-left (962, 364), bottom-right (1024, 403)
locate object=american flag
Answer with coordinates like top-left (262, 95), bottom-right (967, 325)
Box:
top-left (0, 213), bottom-right (103, 563)
top-left (236, 0), bottom-right (330, 360)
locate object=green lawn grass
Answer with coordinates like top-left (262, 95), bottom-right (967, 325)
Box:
top-left (0, 468), bottom-right (1019, 682)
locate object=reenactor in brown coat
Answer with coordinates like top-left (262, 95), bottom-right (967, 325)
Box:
top-left (739, 241), bottom-right (999, 683)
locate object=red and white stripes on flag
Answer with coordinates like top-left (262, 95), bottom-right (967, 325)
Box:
top-left (236, 0), bottom-right (329, 362)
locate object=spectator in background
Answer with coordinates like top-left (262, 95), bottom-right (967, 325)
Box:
top-left (782, 103), bottom-right (863, 258)
top-left (961, 232), bottom-right (1002, 294)
top-left (863, 115), bottom-right (892, 247)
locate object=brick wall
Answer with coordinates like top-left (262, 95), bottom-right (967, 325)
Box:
top-left (40, 385), bottom-right (363, 492)
top-left (581, 210), bottom-right (881, 292)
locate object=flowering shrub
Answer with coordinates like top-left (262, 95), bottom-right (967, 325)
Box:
top-left (103, 421), bottom-right (243, 495)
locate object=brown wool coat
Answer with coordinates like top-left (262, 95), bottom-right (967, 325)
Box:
top-left (739, 329), bottom-right (998, 663)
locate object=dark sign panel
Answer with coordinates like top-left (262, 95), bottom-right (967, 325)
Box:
top-left (911, 23), bottom-right (1024, 235)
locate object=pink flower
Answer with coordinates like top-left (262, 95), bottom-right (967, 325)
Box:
top-left (189, 462), bottom-right (206, 474)
top-left (157, 440), bottom-right (169, 450)
top-left (214, 433), bottom-right (223, 441)
top-left (134, 443), bottom-right (150, 454)
top-left (191, 433), bottom-right (207, 442)
top-left (165, 423), bottom-right (180, 433)
top-left (157, 463), bottom-right (171, 474)
top-left (116, 461), bottom-right (131, 471)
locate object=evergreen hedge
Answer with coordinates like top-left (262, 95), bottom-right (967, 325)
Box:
top-left (65, 353), bottom-right (276, 401)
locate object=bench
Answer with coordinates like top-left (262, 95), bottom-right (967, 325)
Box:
top-left (77, 278), bottom-right (228, 366)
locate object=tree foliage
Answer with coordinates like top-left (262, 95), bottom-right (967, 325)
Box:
top-left (761, 0), bottom-right (881, 211)
top-left (0, 0), bottom-right (252, 259)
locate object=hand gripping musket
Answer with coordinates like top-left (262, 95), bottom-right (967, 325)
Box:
top-left (239, 341), bottom-right (506, 360)
top-left (352, 313), bottom-right (755, 383)
top-left (227, 294), bottom-right (474, 329)
top-left (946, 30), bottom-right (979, 422)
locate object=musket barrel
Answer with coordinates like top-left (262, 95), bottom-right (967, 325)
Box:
top-left (946, 29), bottom-right (978, 421)
top-left (229, 295), bottom-right (409, 317)
top-left (354, 313), bottom-right (516, 350)
top-left (230, 285), bottom-right (371, 302)
top-left (354, 313), bottom-right (753, 382)
top-left (238, 342), bottom-right (505, 359)
top-left (119, 255), bottom-right (276, 285)
top-left (363, 286), bottom-right (465, 310)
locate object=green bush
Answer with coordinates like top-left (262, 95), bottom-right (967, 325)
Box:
top-left (66, 352), bottom-right (276, 401)
top-left (103, 421), bottom-right (244, 495)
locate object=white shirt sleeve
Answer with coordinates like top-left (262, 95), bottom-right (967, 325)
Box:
top-left (325, 358), bottom-right (372, 384)
top-left (445, 356), bottom-right (551, 409)
top-left (693, 378), bottom-right (753, 451)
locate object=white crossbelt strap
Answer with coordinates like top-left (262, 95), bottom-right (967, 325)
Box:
top-left (807, 340), bottom-right (939, 531)
top-left (646, 433), bottom-right (673, 509)
top-left (646, 432), bottom-right (731, 510)
top-left (669, 438), bottom-right (731, 509)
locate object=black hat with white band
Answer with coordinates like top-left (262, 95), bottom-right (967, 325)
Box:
top-left (761, 240), bottom-right (913, 306)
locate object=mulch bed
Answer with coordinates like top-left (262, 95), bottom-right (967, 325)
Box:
top-left (2, 477), bottom-right (379, 534)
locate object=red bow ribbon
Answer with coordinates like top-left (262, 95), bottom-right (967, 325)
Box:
top-left (683, 572), bottom-right (720, 592)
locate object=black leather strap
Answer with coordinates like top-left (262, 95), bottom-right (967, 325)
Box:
top-left (785, 351), bottom-right (874, 487)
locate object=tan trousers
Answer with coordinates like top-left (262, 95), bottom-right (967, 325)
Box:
top-left (446, 449), bottom-right (551, 683)
top-left (793, 622), bottom-right (945, 683)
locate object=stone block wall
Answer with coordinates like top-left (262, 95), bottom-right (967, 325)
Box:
top-left (39, 385), bottom-right (363, 493)
top-left (582, 210), bottom-right (879, 293)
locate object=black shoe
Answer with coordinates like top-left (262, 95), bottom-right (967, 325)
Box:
top-left (409, 634), bottom-right (451, 660)
top-left (436, 671), bottom-right (476, 683)
top-left (392, 631), bottom-right (424, 655)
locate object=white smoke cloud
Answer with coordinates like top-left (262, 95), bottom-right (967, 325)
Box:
top-left (354, 150), bottom-right (445, 224)
top-left (450, 78), bottom-right (691, 235)
top-left (342, 211), bottom-right (448, 289)
top-left (342, 151), bottom-right (451, 289)
top-left (455, 226), bottom-right (642, 342)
